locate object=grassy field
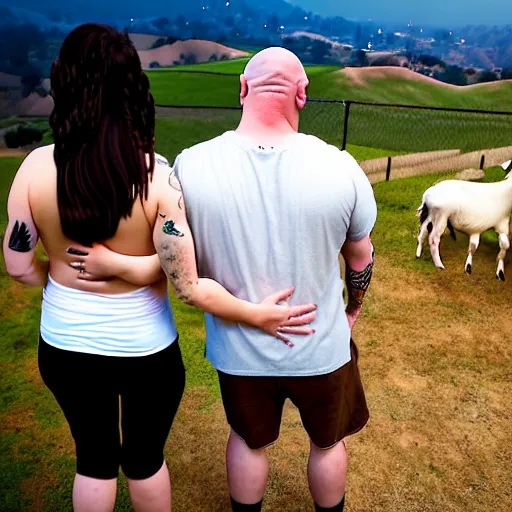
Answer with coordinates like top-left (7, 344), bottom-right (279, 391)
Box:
top-left (147, 66), bottom-right (512, 154)
top-left (342, 104), bottom-right (512, 153)
top-left (153, 59), bottom-right (340, 77)
top-left (1, 146), bottom-right (511, 511)
top-left (147, 67), bottom-right (512, 112)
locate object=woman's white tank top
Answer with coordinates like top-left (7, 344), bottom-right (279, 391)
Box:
top-left (40, 276), bottom-right (178, 357)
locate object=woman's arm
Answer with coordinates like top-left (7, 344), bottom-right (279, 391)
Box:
top-left (3, 154), bottom-right (49, 287)
top-left (153, 166), bottom-right (317, 346)
top-left (66, 245), bottom-right (163, 286)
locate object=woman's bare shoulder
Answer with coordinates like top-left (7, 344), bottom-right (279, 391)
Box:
top-left (14, 145), bottom-right (55, 182)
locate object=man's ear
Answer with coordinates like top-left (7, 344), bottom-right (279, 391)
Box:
top-left (296, 78), bottom-right (309, 110)
top-left (240, 75), bottom-right (248, 105)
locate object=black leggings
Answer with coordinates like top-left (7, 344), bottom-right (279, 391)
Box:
top-left (38, 337), bottom-right (185, 480)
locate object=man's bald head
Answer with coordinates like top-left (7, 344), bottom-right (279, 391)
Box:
top-left (239, 47), bottom-right (309, 115)
top-left (243, 47), bottom-right (306, 82)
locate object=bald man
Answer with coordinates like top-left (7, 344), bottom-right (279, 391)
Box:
top-left (165, 48), bottom-right (377, 511)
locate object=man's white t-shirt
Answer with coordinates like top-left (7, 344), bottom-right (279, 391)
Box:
top-left (176, 131), bottom-right (377, 377)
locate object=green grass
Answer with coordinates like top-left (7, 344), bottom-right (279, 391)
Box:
top-left (149, 71), bottom-right (240, 107)
top-left (347, 144), bottom-right (403, 161)
top-left (344, 104), bottom-right (512, 153)
top-left (147, 68), bottom-right (512, 154)
top-left (147, 64), bottom-right (341, 106)
top-left (155, 59), bottom-right (340, 76)
top-left (148, 66), bottom-right (512, 112)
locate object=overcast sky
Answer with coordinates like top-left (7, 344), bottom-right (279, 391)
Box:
top-left (3, 0), bottom-right (511, 26)
top-left (291, 0), bottom-right (512, 26)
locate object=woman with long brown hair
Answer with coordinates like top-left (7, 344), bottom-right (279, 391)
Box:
top-left (3, 24), bottom-right (316, 511)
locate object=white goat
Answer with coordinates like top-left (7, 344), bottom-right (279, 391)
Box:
top-left (416, 167), bottom-right (512, 281)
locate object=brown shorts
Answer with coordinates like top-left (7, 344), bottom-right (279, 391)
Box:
top-left (217, 339), bottom-right (369, 450)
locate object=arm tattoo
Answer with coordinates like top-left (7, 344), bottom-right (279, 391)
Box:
top-left (8, 221), bottom-right (32, 252)
top-left (159, 238), bottom-right (194, 304)
top-left (163, 220), bottom-right (184, 237)
top-left (169, 169), bottom-right (184, 210)
top-left (346, 254), bottom-right (374, 312)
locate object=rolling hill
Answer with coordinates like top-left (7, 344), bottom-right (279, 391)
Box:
top-left (138, 40), bottom-right (249, 69)
top-left (308, 66), bottom-right (512, 112)
top-left (146, 64), bottom-right (512, 112)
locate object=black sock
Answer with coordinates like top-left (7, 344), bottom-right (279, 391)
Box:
top-left (315, 495), bottom-right (345, 512)
top-left (230, 497), bottom-right (263, 512)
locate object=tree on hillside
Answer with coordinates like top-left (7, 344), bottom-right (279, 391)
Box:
top-left (502, 68), bottom-right (512, 79)
top-left (151, 37), bottom-right (179, 49)
top-left (151, 38), bottom-right (168, 49)
top-left (418, 55), bottom-right (445, 67)
top-left (477, 71), bottom-right (498, 83)
top-left (180, 53), bottom-right (197, 65)
top-left (435, 65), bottom-right (467, 86)
top-left (310, 40), bottom-right (331, 64)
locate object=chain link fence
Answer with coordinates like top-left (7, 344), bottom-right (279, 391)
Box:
top-left (152, 99), bottom-right (512, 182)
top-left (340, 101), bottom-right (512, 154)
top-left (157, 99), bottom-right (512, 153)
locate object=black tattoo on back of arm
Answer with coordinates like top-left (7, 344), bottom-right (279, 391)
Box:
top-left (346, 251), bottom-right (374, 312)
top-left (9, 221), bottom-right (32, 252)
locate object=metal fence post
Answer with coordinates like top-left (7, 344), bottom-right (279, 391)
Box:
top-left (479, 154), bottom-right (485, 170)
top-left (386, 156), bottom-right (392, 181)
top-left (341, 101), bottom-right (351, 151)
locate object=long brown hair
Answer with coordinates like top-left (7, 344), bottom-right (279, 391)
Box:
top-left (50, 23), bottom-right (155, 246)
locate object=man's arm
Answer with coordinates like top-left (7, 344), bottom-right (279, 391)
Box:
top-left (154, 159), bottom-right (317, 345)
top-left (3, 155), bottom-right (48, 287)
top-left (341, 153), bottom-right (378, 329)
top-left (341, 236), bottom-right (374, 329)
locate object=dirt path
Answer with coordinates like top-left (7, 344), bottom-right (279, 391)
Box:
top-left (0, 148), bottom-right (27, 157)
